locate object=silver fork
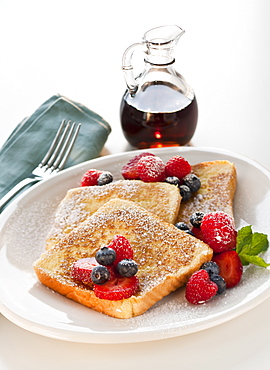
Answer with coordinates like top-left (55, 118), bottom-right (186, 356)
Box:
top-left (0, 119), bottom-right (81, 213)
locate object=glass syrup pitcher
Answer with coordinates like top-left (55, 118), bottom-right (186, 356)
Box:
top-left (120, 25), bottom-right (198, 149)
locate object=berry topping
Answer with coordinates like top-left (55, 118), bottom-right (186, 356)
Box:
top-left (93, 276), bottom-right (139, 300)
top-left (200, 211), bottom-right (237, 253)
top-left (183, 173), bottom-right (201, 193)
top-left (121, 152), bottom-right (155, 180)
top-left (191, 226), bottom-right (204, 240)
top-left (185, 269), bottom-right (218, 305)
top-left (91, 265), bottom-right (111, 285)
top-left (210, 274), bottom-right (226, 295)
top-left (212, 250), bottom-right (243, 288)
top-left (107, 235), bottom-right (134, 266)
top-left (71, 257), bottom-right (99, 284)
top-left (80, 169), bottom-right (103, 186)
top-left (179, 184), bottom-right (191, 201)
top-left (117, 259), bottom-right (138, 277)
top-left (165, 176), bottom-right (181, 186)
top-left (97, 171), bottom-right (113, 186)
top-left (165, 156), bottom-right (191, 179)
top-left (200, 261), bottom-right (220, 277)
top-left (175, 221), bottom-right (190, 231)
top-left (190, 211), bottom-right (205, 228)
top-left (137, 155), bottom-right (166, 182)
top-left (95, 246), bottom-right (116, 266)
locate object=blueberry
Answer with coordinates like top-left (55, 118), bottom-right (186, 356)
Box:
top-left (117, 259), bottom-right (138, 277)
top-left (179, 185), bottom-right (191, 201)
top-left (97, 171), bottom-right (113, 185)
top-left (183, 173), bottom-right (201, 193)
top-left (184, 229), bottom-right (195, 237)
top-left (91, 265), bottom-right (110, 285)
top-left (175, 222), bottom-right (190, 231)
top-left (95, 246), bottom-right (116, 265)
top-left (165, 176), bottom-right (181, 186)
top-left (190, 211), bottom-right (205, 228)
top-left (211, 274), bottom-right (226, 295)
top-left (201, 261), bottom-right (220, 277)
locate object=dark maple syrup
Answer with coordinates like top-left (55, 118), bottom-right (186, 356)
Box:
top-left (120, 83), bottom-right (198, 149)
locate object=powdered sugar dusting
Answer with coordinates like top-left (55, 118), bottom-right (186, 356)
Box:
top-left (46, 180), bottom-right (180, 248)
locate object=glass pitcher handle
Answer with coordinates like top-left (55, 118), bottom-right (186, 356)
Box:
top-left (122, 42), bottom-right (146, 95)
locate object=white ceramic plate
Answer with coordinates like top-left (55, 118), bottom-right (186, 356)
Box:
top-left (1, 147), bottom-right (270, 344)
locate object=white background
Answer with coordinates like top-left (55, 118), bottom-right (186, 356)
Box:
top-left (1, 1), bottom-right (270, 369)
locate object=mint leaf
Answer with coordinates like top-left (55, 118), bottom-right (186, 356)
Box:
top-left (236, 225), bottom-right (269, 268)
top-left (239, 254), bottom-right (270, 268)
top-left (236, 225), bottom-right (253, 254)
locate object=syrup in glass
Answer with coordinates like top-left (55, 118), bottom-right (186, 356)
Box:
top-left (120, 83), bottom-right (198, 148)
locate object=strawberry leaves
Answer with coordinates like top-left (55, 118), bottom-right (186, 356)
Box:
top-left (236, 225), bottom-right (269, 267)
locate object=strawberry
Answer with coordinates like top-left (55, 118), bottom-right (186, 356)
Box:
top-left (165, 156), bottom-right (191, 179)
top-left (121, 152), bottom-right (155, 180)
top-left (137, 155), bottom-right (166, 182)
top-left (93, 276), bottom-right (139, 300)
top-left (107, 235), bottom-right (134, 266)
top-left (71, 257), bottom-right (99, 284)
top-left (212, 250), bottom-right (243, 288)
top-left (81, 169), bottom-right (103, 186)
top-left (185, 269), bottom-right (218, 304)
top-left (200, 212), bottom-right (237, 253)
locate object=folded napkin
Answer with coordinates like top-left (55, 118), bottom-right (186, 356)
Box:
top-left (0, 94), bottom-right (111, 199)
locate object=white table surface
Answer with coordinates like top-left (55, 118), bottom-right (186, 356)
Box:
top-left (1, 1), bottom-right (270, 369)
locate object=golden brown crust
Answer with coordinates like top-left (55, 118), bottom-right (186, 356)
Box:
top-left (34, 199), bottom-right (213, 319)
top-left (46, 180), bottom-right (181, 250)
top-left (177, 160), bottom-right (237, 226)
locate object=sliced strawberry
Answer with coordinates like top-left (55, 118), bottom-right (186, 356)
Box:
top-left (81, 169), bottom-right (103, 186)
top-left (200, 212), bottom-right (237, 253)
top-left (93, 276), bottom-right (139, 300)
top-left (212, 250), bottom-right (243, 288)
top-left (107, 235), bottom-right (134, 266)
top-left (185, 269), bottom-right (218, 304)
top-left (71, 257), bottom-right (99, 284)
top-left (137, 155), bottom-right (166, 182)
top-left (121, 152), bottom-right (155, 180)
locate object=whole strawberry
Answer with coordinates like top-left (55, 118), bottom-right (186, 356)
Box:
top-left (137, 155), bottom-right (166, 182)
top-left (165, 156), bottom-right (191, 179)
top-left (185, 269), bottom-right (218, 304)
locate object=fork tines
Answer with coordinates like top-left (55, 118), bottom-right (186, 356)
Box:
top-left (40, 119), bottom-right (81, 172)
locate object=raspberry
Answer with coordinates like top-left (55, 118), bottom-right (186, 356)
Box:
top-left (93, 276), bottom-right (139, 300)
top-left (107, 235), bottom-right (134, 266)
top-left (81, 169), bottom-right (103, 186)
top-left (137, 155), bottom-right (166, 182)
top-left (121, 152), bottom-right (155, 180)
top-left (200, 212), bottom-right (237, 253)
top-left (185, 269), bottom-right (218, 304)
top-left (165, 156), bottom-right (191, 179)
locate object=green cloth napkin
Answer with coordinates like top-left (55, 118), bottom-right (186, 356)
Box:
top-left (0, 94), bottom-right (111, 199)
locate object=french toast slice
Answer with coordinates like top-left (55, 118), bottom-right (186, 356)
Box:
top-left (46, 180), bottom-right (181, 250)
top-left (34, 199), bottom-right (213, 319)
top-left (177, 160), bottom-right (237, 226)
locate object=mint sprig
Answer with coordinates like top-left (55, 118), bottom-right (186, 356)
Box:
top-left (236, 225), bottom-right (270, 267)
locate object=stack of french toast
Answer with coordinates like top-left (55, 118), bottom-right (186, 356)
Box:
top-left (34, 157), bottom-right (236, 319)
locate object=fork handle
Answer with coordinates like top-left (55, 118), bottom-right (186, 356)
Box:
top-left (0, 177), bottom-right (40, 213)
